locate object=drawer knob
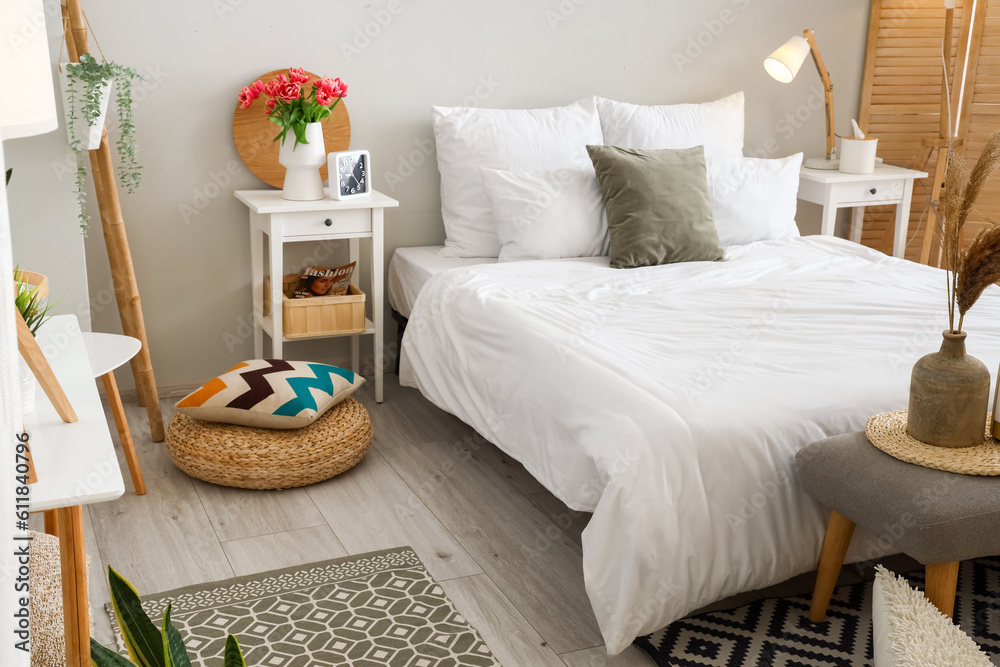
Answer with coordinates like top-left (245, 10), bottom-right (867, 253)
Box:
top-left (324, 218), bottom-right (333, 227)
top-left (869, 187), bottom-right (877, 195)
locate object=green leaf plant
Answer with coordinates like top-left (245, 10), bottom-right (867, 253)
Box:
top-left (13, 266), bottom-right (61, 336)
top-left (64, 53), bottom-right (144, 234)
top-left (91, 566), bottom-right (248, 667)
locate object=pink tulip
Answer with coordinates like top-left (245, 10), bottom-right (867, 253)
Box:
top-left (288, 68), bottom-right (310, 84)
top-left (265, 97), bottom-right (277, 113)
top-left (237, 88), bottom-right (255, 109)
top-left (251, 79), bottom-right (264, 95)
top-left (316, 77), bottom-right (348, 100)
top-left (263, 77), bottom-right (283, 98)
top-left (276, 81), bottom-right (302, 102)
top-left (316, 88), bottom-right (333, 106)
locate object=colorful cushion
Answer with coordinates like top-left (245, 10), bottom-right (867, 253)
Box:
top-left (176, 359), bottom-right (364, 429)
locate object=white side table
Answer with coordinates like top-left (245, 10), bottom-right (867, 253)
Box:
top-left (797, 164), bottom-right (928, 258)
top-left (235, 189), bottom-right (399, 403)
top-left (82, 331), bottom-right (146, 495)
top-left (24, 315), bottom-right (126, 667)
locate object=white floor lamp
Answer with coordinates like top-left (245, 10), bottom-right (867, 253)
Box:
top-left (0, 2), bottom-right (60, 664)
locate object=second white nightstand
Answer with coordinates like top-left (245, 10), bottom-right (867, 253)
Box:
top-left (235, 189), bottom-right (399, 403)
top-left (797, 164), bottom-right (928, 258)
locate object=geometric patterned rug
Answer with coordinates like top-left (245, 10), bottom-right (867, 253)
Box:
top-left (104, 547), bottom-right (500, 666)
top-left (635, 555), bottom-right (1000, 666)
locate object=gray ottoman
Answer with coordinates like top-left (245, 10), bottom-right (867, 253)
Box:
top-left (796, 431), bottom-right (1000, 621)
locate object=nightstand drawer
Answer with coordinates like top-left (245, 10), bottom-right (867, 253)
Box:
top-left (831, 179), bottom-right (906, 205)
top-left (276, 209), bottom-right (372, 237)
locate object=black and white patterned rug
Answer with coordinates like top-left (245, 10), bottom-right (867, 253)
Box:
top-left (106, 547), bottom-right (499, 666)
top-left (636, 556), bottom-right (1000, 666)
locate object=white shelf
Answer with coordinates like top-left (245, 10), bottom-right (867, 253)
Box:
top-left (23, 316), bottom-right (125, 512)
top-left (256, 314), bottom-right (376, 343)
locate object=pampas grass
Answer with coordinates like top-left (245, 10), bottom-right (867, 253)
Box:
top-left (955, 224), bottom-right (1000, 331)
top-left (941, 129), bottom-right (1000, 333)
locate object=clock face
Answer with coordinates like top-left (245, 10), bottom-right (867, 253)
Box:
top-left (338, 153), bottom-right (367, 196)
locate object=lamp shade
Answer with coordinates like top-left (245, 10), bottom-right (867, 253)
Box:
top-left (764, 35), bottom-right (811, 83)
top-left (0, 0), bottom-right (58, 140)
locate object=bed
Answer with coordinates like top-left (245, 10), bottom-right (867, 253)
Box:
top-left (397, 235), bottom-right (1000, 653)
top-left (387, 245), bottom-right (495, 320)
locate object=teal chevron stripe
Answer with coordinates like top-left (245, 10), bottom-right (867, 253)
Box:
top-left (273, 364), bottom-right (357, 416)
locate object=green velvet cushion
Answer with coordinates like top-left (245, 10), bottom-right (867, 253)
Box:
top-left (586, 145), bottom-right (724, 269)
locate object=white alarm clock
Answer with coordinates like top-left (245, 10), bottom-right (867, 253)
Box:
top-left (328, 150), bottom-right (371, 200)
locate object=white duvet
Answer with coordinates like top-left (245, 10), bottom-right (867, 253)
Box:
top-left (399, 236), bottom-right (1000, 653)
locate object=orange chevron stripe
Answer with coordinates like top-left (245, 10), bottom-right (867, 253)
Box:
top-left (177, 362), bottom-right (250, 407)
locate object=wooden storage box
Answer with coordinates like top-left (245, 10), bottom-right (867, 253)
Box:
top-left (264, 274), bottom-right (366, 338)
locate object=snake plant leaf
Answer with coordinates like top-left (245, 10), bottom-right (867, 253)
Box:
top-left (161, 603), bottom-right (193, 667)
top-left (91, 637), bottom-right (139, 666)
top-left (223, 635), bottom-right (247, 667)
top-left (108, 566), bottom-right (166, 667)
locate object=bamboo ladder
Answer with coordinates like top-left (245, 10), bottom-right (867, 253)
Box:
top-left (857, 0), bottom-right (996, 265)
top-left (61, 0), bottom-right (164, 442)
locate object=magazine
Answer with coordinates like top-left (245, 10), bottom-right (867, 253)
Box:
top-left (292, 262), bottom-right (355, 298)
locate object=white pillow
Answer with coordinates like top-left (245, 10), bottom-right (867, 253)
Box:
top-left (597, 92), bottom-right (744, 158)
top-left (481, 167), bottom-right (609, 262)
top-left (433, 98), bottom-right (604, 258)
top-left (706, 153), bottom-right (802, 247)
top-left (872, 566), bottom-right (992, 667)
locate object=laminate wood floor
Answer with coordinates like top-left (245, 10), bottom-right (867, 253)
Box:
top-left (80, 374), bottom-right (652, 666)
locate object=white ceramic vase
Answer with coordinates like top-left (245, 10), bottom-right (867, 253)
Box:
top-left (18, 357), bottom-right (35, 416)
top-left (278, 122), bottom-right (326, 201)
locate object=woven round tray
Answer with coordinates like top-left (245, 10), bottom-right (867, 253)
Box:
top-left (866, 410), bottom-right (1000, 476)
top-left (166, 397), bottom-right (372, 489)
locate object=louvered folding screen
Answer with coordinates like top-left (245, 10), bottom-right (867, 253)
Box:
top-left (857, 0), bottom-right (970, 260)
top-left (961, 0), bottom-right (1000, 241)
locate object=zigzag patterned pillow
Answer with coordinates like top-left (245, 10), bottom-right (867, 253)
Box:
top-left (176, 359), bottom-right (364, 429)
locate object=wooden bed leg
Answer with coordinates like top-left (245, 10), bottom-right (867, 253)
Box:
top-left (809, 510), bottom-right (856, 622)
top-left (925, 561), bottom-right (960, 618)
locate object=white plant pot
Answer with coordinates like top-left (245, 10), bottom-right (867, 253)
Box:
top-left (18, 357), bottom-right (35, 416)
top-left (59, 70), bottom-right (113, 151)
top-left (278, 122), bottom-right (326, 201)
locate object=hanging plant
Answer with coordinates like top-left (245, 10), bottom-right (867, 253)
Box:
top-left (64, 52), bottom-right (144, 233)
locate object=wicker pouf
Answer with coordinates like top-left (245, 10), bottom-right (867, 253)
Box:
top-left (166, 397), bottom-right (372, 489)
top-left (29, 530), bottom-right (92, 667)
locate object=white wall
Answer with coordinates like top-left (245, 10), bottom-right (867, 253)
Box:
top-left (59, 0), bottom-right (871, 388)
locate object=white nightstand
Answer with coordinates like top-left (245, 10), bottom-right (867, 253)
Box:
top-left (797, 164), bottom-right (928, 258)
top-left (235, 189), bottom-right (399, 403)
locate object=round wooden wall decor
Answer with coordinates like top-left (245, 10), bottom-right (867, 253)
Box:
top-left (232, 69), bottom-right (351, 189)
